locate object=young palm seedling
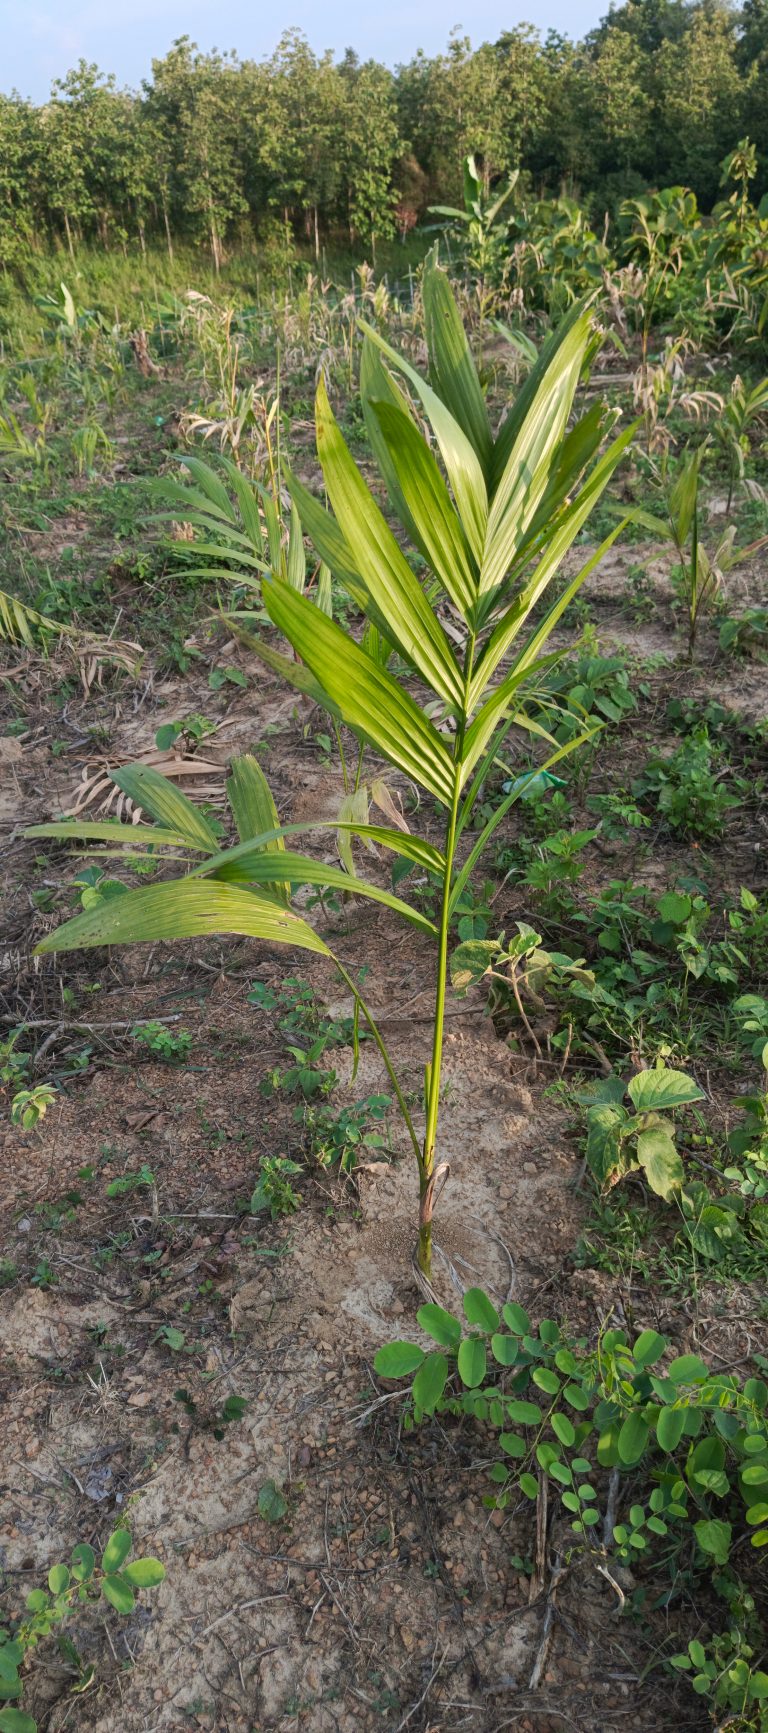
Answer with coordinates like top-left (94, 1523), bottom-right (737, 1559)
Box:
top-left (429, 154), bottom-right (519, 317)
top-left (632, 442), bottom-right (768, 659)
top-left (28, 259), bottom-right (632, 1280)
top-left (714, 372), bottom-right (768, 513)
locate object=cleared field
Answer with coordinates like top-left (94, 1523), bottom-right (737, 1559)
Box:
top-left (1, 162), bottom-right (768, 1733)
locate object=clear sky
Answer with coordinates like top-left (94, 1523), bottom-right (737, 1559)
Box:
top-left (0, 1), bottom-right (606, 102)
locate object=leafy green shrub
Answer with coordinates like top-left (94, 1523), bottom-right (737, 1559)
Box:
top-left (374, 1298), bottom-right (768, 1726)
top-left (0, 1034), bottom-right (30, 1096)
top-left (455, 881), bottom-right (767, 1066)
top-left (576, 1063), bottom-right (704, 1200)
top-left (679, 1178), bottom-right (768, 1266)
top-left (261, 1037), bottom-right (338, 1102)
top-left (374, 1297), bottom-right (768, 1553)
top-left (725, 1051), bottom-right (768, 1204)
top-left (574, 1051), bottom-right (768, 1267)
top-left (250, 1156), bottom-right (303, 1218)
top-left (105, 1163), bottom-right (155, 1198)
top-left (154, 713), bottom-right (218, 754)
top-left (451, 922), bottom-right (595, 1058)
top-left (669, 1561), bottom-right (768, 1724)
top-left (634, 727), bottom-right (743, 838)
top-left (10, 1086), bottom-right (57, 1130)
top-left (733, 996), bottom-right (768, 1062)
top-left (630, 441), bottom-right (766, 657)
top-left (253, 982), bottom-right (385, 1158)
top-left (671, 1619), bottom-right (768, 1726)
top-left (712, 370), bottom-right (768, 513)
top-left (302, 1093), bottom-right (391, 1171)
top-left (586, 790), bottom-right (651, 840)
top-left (726, 890), bottom-right (768, 978)
top-left (73, 866), bottom-right (131, 909)
top-left (519, 827), bottom-right (597, 914)
top-left (719, 607), bottom-right (768, 661)
top-left (132, 1021), bottom-right (192, 1061)
top-left (248, 976), bottom-right (356, 1047)
top-left (583, 884), bottom-right (768, 1025)
top-left (545, 649), bottom-right (638, 731)
top-left (0, 1529), bottom-right (164, 1733)
top-left (510, 194), bottom-right (613, 316)
top-left (451, 877), bottom-right (497, 940)
top-left (428, 154), bottom-right (519, 315)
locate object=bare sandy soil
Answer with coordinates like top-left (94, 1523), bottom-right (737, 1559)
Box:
top-left (2, 544), bottom-right (767, 1732)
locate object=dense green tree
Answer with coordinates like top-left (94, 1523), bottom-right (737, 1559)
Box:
top-left (657, 6), bottom-right (743, 202)
top-left (589, 24), bottom-right (656, 192)
top-left (0, 94), bottom-right (35, 268)
top-left (149, 40), bottom-right (246, 270)
top-left (588, 0), bottom-right (689, 54)
top-left (738, 0), bottom-right (768, 64)
top-left (38, 78), bottom-right (94, 255)
top-left (738, 1), bottom-right (768, 162)
top-left (524, 33), bottom-right (586, 189)
top-left (397, 34), bottom-right (510, 201)
top-left (119, 105), bottom-right (168, 255)
top-left (342, 61), bottom-right (401, 256)
top-left (252, 33), bottom-right (344, 252)
top-left (494, 27), bottom-right (548, 171)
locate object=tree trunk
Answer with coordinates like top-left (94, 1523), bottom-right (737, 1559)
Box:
top-left (208, 191), bottom-right (221, 274)
top-left (162, 193), bottom-right (174, 263)
top-left (313, 204), bottom-right (320, 260)
top-left (63, 209), bottom-right (74, 260)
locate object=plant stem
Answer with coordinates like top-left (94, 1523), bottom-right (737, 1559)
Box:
top-left (332, 721), bottom-right (349, 793)
top-left (419, 773), bottom-right (462, 1275)
top-left (418, 635), bottom-right (475, 1277)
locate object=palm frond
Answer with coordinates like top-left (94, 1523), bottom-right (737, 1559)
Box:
top-left (0, 587), bottom-right (142, 685)
top-left (0, 587), bottom-right (65, 648)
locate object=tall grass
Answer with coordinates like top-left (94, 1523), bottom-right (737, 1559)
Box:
top-left (0, 236), bottom-right (430, 357)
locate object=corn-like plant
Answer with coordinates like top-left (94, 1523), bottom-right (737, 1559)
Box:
top-left (0, 409), bottom-right (47, 469)
top-left (28, 261), bottom-right (632, 1278)
top-left (713, 373), bottom-right (768, 512)
top-left (0, 590), bottom-right (61, 649)
top-left (0, 587), bottom-right (142, 686)
top-left (154, 452), bottom-right (297, 595)
top-left (429, 155), bottom-right (519, 316)
top-left (631, 444), bottom-right (768, 659)
top-left (70, 422), bottom-right (115, 477)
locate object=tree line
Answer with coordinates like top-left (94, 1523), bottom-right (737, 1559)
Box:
top-left (1, 0), bottom-right (768, 271)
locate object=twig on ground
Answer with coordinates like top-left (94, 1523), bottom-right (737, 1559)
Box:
top-left (55, 1456), bottom-right (85, 1495)
top-left (603, 1466), bottom-right (620, 1547)
top-left (11, 1459), bottom-right (63, 1490)
top-left (528, 1552), bottom-right (567, 1690)
top-left (394, 1644), bottom-right (448, 1732)
top-left (596, 1561), bottom-right (626, 1613)
top-left (0, 1014), bottom-right (182, 1030)
top-left (179, 1592), bottom-right (289, 1651)
top-left (529, 1473), bottom-right (549, 1604)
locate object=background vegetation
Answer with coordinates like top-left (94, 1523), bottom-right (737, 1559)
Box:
top-left (3, 0), bottom-right (768, 278)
